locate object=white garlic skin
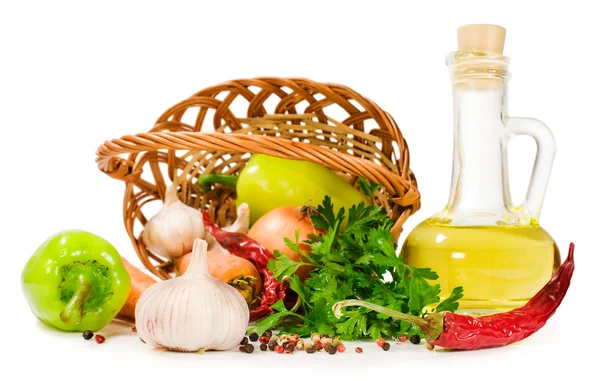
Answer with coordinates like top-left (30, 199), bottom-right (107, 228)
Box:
top-left (142, 184), bottom-right (205, 258)
top-left (135, 239), bottom-right (249, 352)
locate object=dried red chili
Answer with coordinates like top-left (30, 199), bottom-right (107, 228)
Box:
top-left (202, 211), bottom-right (287, 321)
top-left (333, 243), bottom-right (575, 350)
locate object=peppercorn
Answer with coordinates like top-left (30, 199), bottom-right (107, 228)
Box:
top-left (260, 343), bottom-right (268, 351)
top-left (328, 346), bottom-right (337, 355)
top-left (284, 342), bottom-right (295, 353)
top-left (321, 334), bottom-right (330, 338)
top-left (311, 333), bottom-right (320, 342)
top-left (268, 341), bottom-right (278, 351)
top-left (296, 340), bottom-right (305, 350)
top-left (270, 335), bottom-right (279, 343)
top-left (355, 347), bottom-right (363, 353)
top-left (275, 345), bottom-right (284, 354)
top-left (240, 337), bottom-right (249, 345)
top-left (263, 329), bottom-right (273, 338)
top-left (259, 336), bottom-right (270, 345)
top-left (132, 327), bottom-right (137, 333)
top-left (382, 342), bottom-right (390, 351)
top-left (315, 340), bottom-right (324, 350)
top-left (279, 334), bottom-right (289, 341)
top-left (238, 346), bottom-right (245, 352)
top-left (306, 346), bottom-right (316, 354)
top-left (82, 330), bottom-right (93, 340)
top-left (337, 345), bottom-right (346, 353)
top-left (410, 335), bottom-right (421, 345)
top-left (426, 343), bottom-right (435, 350)
top-left (332, 338), bottom-right (342, 347)
top-left (249, 332), bottom-right (259, 342)
top-left (244, 343), bottom-right (255, 353)
top-left (376, 338), bottom-right (386, 347)
top-left (95, 335), bottom-right (105, 344)
top-left (290, 334), bottom-right (300, 340)
top-left (399, 335), bottom-right (407, 342)
top-left (321, 337), bottom-right (333, 347)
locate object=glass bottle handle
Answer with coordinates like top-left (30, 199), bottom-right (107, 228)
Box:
top-left (503, 117), bottom-right (557, 222)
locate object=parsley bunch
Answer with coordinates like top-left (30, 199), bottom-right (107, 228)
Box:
top-left (254, 194), bottom-right (463, 341)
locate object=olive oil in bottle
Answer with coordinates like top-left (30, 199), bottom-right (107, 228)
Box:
top-left (401, 220), bottom-right (560, 310)
top-left (401, 25), bottom-right (560, 312)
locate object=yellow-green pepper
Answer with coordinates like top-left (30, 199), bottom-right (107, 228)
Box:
top-left (198, 154), bottom-right (371, 225)
top-left (21, 230), bottom-right (131, 332)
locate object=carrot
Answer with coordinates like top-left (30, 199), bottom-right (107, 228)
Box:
top-left (176, 245), bottom-right (263, 308)
top-left (116, 256), bottom-right (157, 322)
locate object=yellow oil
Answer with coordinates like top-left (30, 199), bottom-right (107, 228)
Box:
top-left (400, 219), bottom-right (561, 312)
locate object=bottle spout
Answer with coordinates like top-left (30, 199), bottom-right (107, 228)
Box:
top-left (457, 24), bottom-right (506, 55)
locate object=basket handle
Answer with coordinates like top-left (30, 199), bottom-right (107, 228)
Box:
top-left (96, 130), bottom-right (419, 240)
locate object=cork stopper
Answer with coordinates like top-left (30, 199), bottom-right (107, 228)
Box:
top-left (458, 24), bottom-right (506, 55)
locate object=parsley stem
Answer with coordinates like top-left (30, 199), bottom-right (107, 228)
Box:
top-left (332, 299), bottom-right (427, 327)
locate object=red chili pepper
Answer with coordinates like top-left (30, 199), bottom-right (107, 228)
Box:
top-left (202, 212), bottom-right (287, 321)
top-left (333, 243), bottom-right (575, 351)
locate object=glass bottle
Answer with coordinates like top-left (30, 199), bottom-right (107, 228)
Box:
top-left (400, 24), bottom-right (561, 312)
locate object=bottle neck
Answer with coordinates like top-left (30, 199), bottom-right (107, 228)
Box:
top-left (442, 53), bottom-right (513, 225)
top-left (446, 84), bottom-right (508, 214)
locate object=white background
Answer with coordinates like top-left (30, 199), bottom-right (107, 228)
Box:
top-left (1, 1), bottom-right (597, 380)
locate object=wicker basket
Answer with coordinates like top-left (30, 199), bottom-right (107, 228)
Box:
top-left (95, 77), bottom-right (421, 280)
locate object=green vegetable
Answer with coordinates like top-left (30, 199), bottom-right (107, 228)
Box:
top-left (21, 230), bottom-right (131, 332)
top-left (254, 196), bottom-right (463, 340)
top-left (198, 154), bottom-right (371, 225)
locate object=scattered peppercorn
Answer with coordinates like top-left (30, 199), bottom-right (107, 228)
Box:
top-left (259, 336), bottom-right (270, 345)
top-left (376, 338), bottom-right (386, 347)
top-left (324, 343), bottom-right (333, 353)
top-left (260, 343), bottom-right (268, 351)
top-left (263, 330), bottom-right (272, 338)
top-left (288, 340), bottom-right (297, 347)
top-left (238, 346), bottom-right (245, 352)
top-left (321, 337), bottom-right (333, 347)
top-left (244, 343), bottom-right (255, 353)
top-left (82, 330), bottom-right (93, 340)
top-left (270, 335), bottom-right (279, 343)
top-left (275, 345), bottom-right (284, 354)
top-left (306, 346), bottom-right (316, 354)
top-left (315, 340), bottom-right (324, 350)
top-left (399, 335), bottom-right (407, 342)
top-left (95, 334), bottom-right (105, 344)
top-left (249, 332), bottom-right (259, 342)
top-left (321, 334), bottom-right (330, 339)
top-left (426, 343), bottom-right (435, 351)
top-left (240, 337), bottom-right (249, 345)
top-left (311, 333), bottom-right (320, 342)
top-left (410, 335), bottom-right (421, 345)
top-left (355, 347), bottom-right (363, 353)
top-left (132, 327), bottom-right (137, 333)
top-left (284, 342), bottom-right (295, 353)
top-left (268, 341), bottom-right (277, 351)
top-left (382, 342), bottom-right (390, 351)
top-left (296, 340), bottom-right (305, 350)
top-left (337, 345), bottom-right (346, 353)
top-left (328, 346), bottom-right (337, 355)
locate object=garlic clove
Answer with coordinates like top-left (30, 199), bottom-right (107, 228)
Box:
top-left (223, 203), bottom-right (250, 234)
top-left (142, 184), bottom-right (206, 258)
top-left (135, 238), bottom-right (249, 352)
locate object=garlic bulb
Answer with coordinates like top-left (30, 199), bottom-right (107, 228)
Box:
top-left (135, 238), bottom-right (249, 352)
top-left (142, 183), bottom-right (205, 258)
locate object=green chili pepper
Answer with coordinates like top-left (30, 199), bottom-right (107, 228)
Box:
top-left (198, 154), bottom-right (371, 225)
top-left (21, 230), bottom-right (131, 332)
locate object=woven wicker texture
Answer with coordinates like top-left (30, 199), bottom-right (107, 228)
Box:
top-left (96, 77), bottom-right (421, 279)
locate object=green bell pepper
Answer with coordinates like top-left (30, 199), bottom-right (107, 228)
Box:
top-left (21, 230), bottom-right (131, 332)
top-left (198, 154), bottom-right (371, 225)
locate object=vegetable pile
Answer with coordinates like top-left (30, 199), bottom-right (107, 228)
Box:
top-left (253, 195), bottom-right (464, 340)
top-left (20, 153), bottom-right (575, 354)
